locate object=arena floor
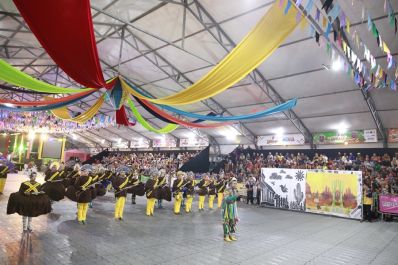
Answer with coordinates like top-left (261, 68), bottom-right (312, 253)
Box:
top-left (0, 174), bottom-right (397, 265)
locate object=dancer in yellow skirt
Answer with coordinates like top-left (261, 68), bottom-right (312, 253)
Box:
top-left (197, 173), bottom-right (210, 211)
top-left (145, 170), bottom-right (158, 216)
top-left (172, 171), bottom-right (185, 214)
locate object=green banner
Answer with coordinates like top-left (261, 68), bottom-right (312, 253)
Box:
top-left (313, 131), bottom-right (365, 145)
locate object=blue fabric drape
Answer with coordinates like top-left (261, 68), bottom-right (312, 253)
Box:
top-left (124, 80), bottom-right (297, 121)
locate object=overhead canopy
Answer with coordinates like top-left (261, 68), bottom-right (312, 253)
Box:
top-left (0, 0), bottom-right (397, 149)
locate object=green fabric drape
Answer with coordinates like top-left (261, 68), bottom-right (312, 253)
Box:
top-left (126, 97), bottom-right (178, 134)
top-left (0, 59), bottom-right (95, 94)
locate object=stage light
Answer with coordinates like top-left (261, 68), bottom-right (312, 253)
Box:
top-left (332, 57), bottom-right (343, 71)
top-left (72, 134), bottom-right (77, 140)
top-left (3, 103), bottom-right (14, 107)
top-left (338, 127), bottom-right (347, 134)
top-left (40, 133), bottom-right (48, 141)
top-left (28, 130), bottom-right (35, 140)
top-left (224, 128), bottom-right (239, 141)
top-left (101, 139), bottom-right (105, 144)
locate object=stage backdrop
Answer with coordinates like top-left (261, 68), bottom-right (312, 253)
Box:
top-left (260, 168), bottom-right (307, 212)
top-left (305, 170), bottom-right (362, 219)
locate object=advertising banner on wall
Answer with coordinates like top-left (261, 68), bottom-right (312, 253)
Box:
top-left (257, 134), bottom-right (305, 146)
top-left (129, 138), bottom-right (150, 148)
top-left (379, 195), bottom-right (398, 214)
top-left (260, 168), bottom-right (307, 211)
top-left (180, 137), bottom-right (209, 147)
top-left (152, 138), bottom-right (177, 148)
top-left (364, 129), bottom-right (377, 142)
top-left (313, 131), bottom-right (366, 144)
top-left (388, 129), bottom-right (398, 143)
top-left (305, 170), bottom-right (362, 219)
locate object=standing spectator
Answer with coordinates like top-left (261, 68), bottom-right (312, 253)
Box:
top-left (245, 175), bottom-right (256, 204)
top-left (362, 180), bottom-right (373, 222)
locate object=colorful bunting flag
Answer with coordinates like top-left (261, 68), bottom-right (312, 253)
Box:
top-left (304, 0), bottom-right (314, 13)
top-left (284, 0), bottom-right (292, 14)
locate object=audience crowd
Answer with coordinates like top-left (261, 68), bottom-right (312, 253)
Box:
top-left (100, 151), bottom-right (199, 175)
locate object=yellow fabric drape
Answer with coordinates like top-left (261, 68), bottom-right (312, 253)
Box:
top-left (51, 94), bottom-right (105, 124)
top-left (125, 2), bottom-right (298, 105)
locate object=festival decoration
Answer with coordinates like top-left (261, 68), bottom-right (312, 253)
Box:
top-left (0, 110), bottom-right (115, 134)
top-left (126, 98), bottom-right (179, 134)
top-left (50, 94), bottom-right (106, 124)
top-left (0, 60), bottom-right (96, 94)
top-left (2, 1), bottom-right (303, 133)
top-left (13, 0), bottom-right (112, 89)
top-left (136, 98), bottom-right (233, 129)
top-left (121, 78), bottom-right (298, 122)
top-left (0, 91), bottom-right (94, 112)
top-left (115, 106), bottom-right (135, 126)
top-left (122, 2), bottom-right (298, 105)
top-left (0, 90), bottom-right (93, 106)
top-left (290, 0), bottom-right (397, 92)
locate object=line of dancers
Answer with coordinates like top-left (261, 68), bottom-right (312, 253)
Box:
top-left (5, 162), bottom-right (239, 242)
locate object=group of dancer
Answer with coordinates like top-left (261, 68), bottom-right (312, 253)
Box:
top-left (4, 161), bottom-right (240, 242)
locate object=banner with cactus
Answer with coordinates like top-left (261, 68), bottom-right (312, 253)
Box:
top-left (260, 168), bottom-right (307, 211)
top-left (305, 170), bottom-right (362, 220)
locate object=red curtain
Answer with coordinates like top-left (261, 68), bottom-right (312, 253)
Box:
top-left (13, 0), bottom-right (111, 89)
top-left (116, 106), bottom-right (135, 126)
top-left (139, 99), bottom-right (232, 128)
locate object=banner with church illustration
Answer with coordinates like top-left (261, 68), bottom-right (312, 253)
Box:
top-left (260, 168), bottom-right (307, 212)
top-left (305, 170), bottom-right (362, 220)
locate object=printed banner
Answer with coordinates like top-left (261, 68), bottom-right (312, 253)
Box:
top-left (388, 129), bottom-right (398, 143)
top-left (130, 139), bottom-right (150, 148)
top-left (152, 138), bottom-right (177, 148)
top-left (364, 129), bottom-right (377, 142)
top-left (379, 195), bottom-right (398, 214)
top-left (257, 134), bottom-right (305, 146)
top-left (305, 170), bottom-right (362, 219)
top-left (313, 131), bottom-right (365, 144)
top-left (180, 137), bottom-right (209, 147)
top-left (260, 168), bottom-right (307, 211)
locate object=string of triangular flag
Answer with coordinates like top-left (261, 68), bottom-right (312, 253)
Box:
top-left (282, 0), bottom-right (397, 92)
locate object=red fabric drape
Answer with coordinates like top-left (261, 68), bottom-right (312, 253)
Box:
top-left (13, 0), bottom-right (111, 89)
top-left (139, 99), bottom-right (233, 128)
top-left (0, 91), bottom-right (92, 106)
top-left (116, 105), bottom-right (135, 126)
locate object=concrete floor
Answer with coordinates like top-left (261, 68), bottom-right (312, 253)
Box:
top-left (0, 173), bottom-right (397, 265)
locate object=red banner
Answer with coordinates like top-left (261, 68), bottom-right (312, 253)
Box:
top-left (13, 0), bottom-right (110, 89)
